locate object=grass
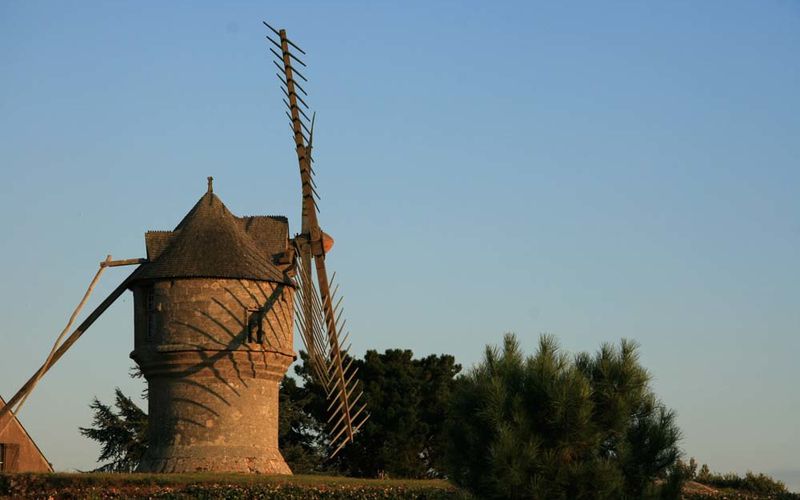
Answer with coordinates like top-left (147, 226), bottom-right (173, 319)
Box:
top-left (0, 472), bottom-right (466, 499)
top-left (9, 471), bottom-right (454, 487)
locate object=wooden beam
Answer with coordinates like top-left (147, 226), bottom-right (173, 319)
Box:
top-left (0, 268), bottom-right (139, 430)
top-left (100, 258), bottom-right (146, 268)
top-left (9, 256), bottom-right (113, 422)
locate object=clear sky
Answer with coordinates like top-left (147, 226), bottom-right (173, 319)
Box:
top-left (1, 0), bottom-right (798, 489)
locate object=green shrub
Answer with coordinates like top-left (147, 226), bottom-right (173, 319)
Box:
top-left (0, 473), bottom-right (467, 500)
top-left (154, 484), bottom-right (464, 499)
top-left (444, 334), bottom-right (683, 500)
top-left (693, 464), bottom-right (788, 494)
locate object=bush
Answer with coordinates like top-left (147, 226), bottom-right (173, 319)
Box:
top-left (0, 473), bottom-right (467, 500)
top-left (694, 465), bottom-right (788, 494)
top-left (444, 334), bottom-right (683, 500)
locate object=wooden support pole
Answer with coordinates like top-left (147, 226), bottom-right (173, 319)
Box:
top-left (279, 28), bottom-right (316, 241)
top-left (0, 267), bottom-right (139, 433)
top-left (8, 256), bottom-right (113, 424)
top-left (100, 258), bottom-right (146, 268)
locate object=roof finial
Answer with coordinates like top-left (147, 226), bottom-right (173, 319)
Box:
top-left (207, 176), bottom-right (214, 193)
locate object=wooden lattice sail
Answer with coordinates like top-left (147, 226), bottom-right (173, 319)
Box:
top-left (264, 21), bottom-right (369, 457)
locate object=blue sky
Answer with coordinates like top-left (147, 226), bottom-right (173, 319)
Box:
top-left (1, 0), bottom-right (798, 488)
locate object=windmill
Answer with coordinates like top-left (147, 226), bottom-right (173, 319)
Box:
top-left (0, 21), bottom-right (366, 472)
top-left (264, 20), bottom-right (369, 457)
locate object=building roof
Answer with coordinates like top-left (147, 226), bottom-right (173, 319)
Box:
top-left (237, 215), bottom-right (289, 257)
top-left (135, 188), bottom-right (292, 285)
top-left (0, 396), bottom-right (53, 472)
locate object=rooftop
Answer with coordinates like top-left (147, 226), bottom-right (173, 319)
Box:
top-left (134, 181), bottom-right (292, 284)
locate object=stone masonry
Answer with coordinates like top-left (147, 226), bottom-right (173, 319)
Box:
top-left (129, 186), bottom-right (296, 474)
top-left (131, 279), bottom-right (294, 473)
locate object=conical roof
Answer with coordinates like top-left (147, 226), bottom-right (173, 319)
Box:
top-left (134, 189), bottom-right (291, 284)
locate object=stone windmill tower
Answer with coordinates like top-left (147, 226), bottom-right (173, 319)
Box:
top-left (129, 179), bottom-right (296, 473)
top-left (0, 22), bottom-right (367, 473)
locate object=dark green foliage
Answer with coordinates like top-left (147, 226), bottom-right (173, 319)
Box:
top-left (445, 333), bottom-right (683, 500)
top-left (290, 349), bottom-right (461, 478)
top-left (620, 394), bottom-right (682, 497)
top-left (342, 350), bottom-right (461, 478)
top-left (278, 374), bottom-right (329, 473)
top-left (658, 461), bottom-right (692, 500)
top-left (79, 388), bottom-right (148, 472)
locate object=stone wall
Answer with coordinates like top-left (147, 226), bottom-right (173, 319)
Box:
top-left (130, 278), bottom-right (295, 474)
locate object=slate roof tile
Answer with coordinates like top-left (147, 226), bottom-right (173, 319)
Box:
top-left (135, 191), bottom-right (292, 284)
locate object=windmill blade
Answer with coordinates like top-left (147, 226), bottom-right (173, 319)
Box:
top-left (268, 22), bottom-right (368, 455)
top-left (292, 244), bottom-right (330, 387)
top-left (295, 262), bottom-right (331, 385)
top-left (310, 253), bottom-right (369, 453)
top-left (262, 21), bottom-right (306, 55)
top-left (291, 240), bottom-right (369, 448)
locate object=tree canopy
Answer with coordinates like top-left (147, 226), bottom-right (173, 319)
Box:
top-left (80, 334), bottom-right (689, 500)
top-left (444, 334), bottom-right (683, 500)
top-left (286, 349), bottom-right (461, 477)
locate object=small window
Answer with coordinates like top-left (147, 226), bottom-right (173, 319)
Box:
top-left (246, 308), bottom-right (263, 344)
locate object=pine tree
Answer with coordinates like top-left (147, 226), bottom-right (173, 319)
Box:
top-left (445, 333), bottom-right (683, 500)
top-left (79, 388), bottom-right (148, 472)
